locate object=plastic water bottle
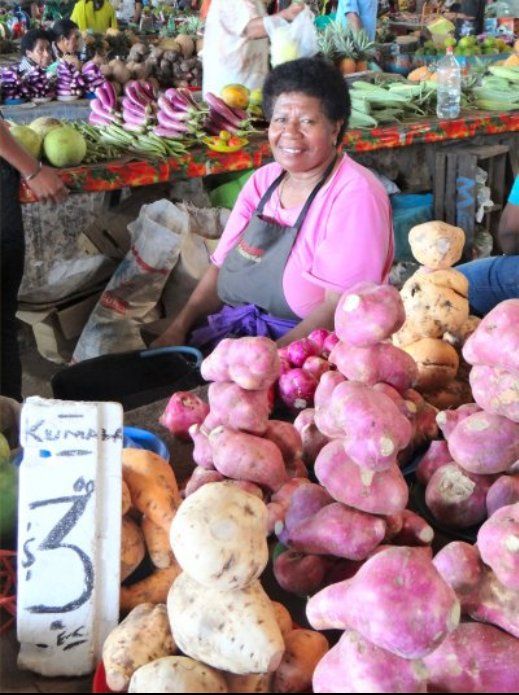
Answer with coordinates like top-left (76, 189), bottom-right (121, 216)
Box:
top-left (436, 47), bottom-right (462, 120)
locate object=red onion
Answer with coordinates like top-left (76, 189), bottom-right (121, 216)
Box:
top-left (278, 368), bottom-right (318, 410)
top-left (279, 357), bottom-right (292, 376)
top-left (322, 332), bottom-right (340, 358)
top-left (307, 328), bottom-right (331, 355)
top-left (160, 391), bottom-right (209, 439)
top-left (286, 338), bottom-right (319, 368)
top-left (302, 356), bottom-right (331, 381)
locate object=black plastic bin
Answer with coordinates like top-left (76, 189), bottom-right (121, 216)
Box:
top-left (51, 347), bottom-right (204, 411)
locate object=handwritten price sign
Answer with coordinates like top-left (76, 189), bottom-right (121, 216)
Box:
top-left (17, 397), bottom-right (123, 677)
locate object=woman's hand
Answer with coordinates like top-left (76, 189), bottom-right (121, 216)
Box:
top-left (151, 320), bottom-right (188, 349)
top-left (346, 12), bottom-right (362, 31)
top-left (26, 166), bottom-right (69, 205)
top-left (282, 2), bottom-right (306, 21)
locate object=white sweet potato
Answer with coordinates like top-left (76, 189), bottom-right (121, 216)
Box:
top-left (201, 336), bottom-right (280, 390)
top-left (425, 463), bottom-right (493, 528)
top-left (306, 546), bottom-right (460, 658)
top-left (416, 440), bottom-right (453, 486)
top-left (315, 440), bottom-right (408, 515)
top-left (209, 427), bottom-right (288, 492)
top-left (273, 629), bottom-right (329, 693)
top-left (224, 673), bottom-right (272, 693)
top-left (462, 298), bottom-right (519, 373)
top-left (170, 482), bottom-right (268, 590)
top-left (121, 516), bottom-right (146, 582)
top-left (330, 341), bottom-right (418, 393)
top-left (167, 573), bottom-right (284, 675)
top-left (334, 281), bottom-right (406, 346)
top-left (423, 622), bottom-right (519, 693)
top-left (103, 603), bottom-right (176, 692)
top-left (435, 402), bottom-right (482, 440)
top-left (207, 382), bottom-right (270, 435)
top-left (448, 411), bottom-right (519, 475)
top-left (313, 629), bottom-right (427, 694)
top-left (477, 502), bottom-right (519, 590)
top-left (470, 363), bottom-right (519, 423)
top-left (486, 475), bottom-right (519, 516)
top-left (128, 656), bottom-right (228, 693)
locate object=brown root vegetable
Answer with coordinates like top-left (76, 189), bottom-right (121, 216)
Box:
top-left (121, 516), bottom-right (146, 582)
top-left (271, 601), bottom-right (293, 639)
top-left (120, 565), bottom-right (181, 614)
top-left (142, 516), bottom-right (175, 569)
top-left (110, 58), bottom-right (131, 84)
top-left (175, 34), bottom-right (195, 58)
top-left (273, 630), bottom-right (329, 694)
top-left (224, 672), bottom-right (271, 693)
top-left (403, 338), bottom-right (459, 392)
top-left (408, 221), bottom-right (465, 269)
top-left (103, 603), bottom-right (176, 691)
top-left (122, 480), bottom-right (132, 516)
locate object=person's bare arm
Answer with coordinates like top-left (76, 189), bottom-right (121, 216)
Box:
top-left (152, 264), bottom-right (223, 347)
top-left (245, 1), bottom-right (305, 40)
top-left (497, 201), bottom-right (519, 255)
top-left (277, 289), bottom-right (341, 346)
top-left (0, 120), bottom-right (68, 204)
top-left (346, 12), bottom-right (362, 30)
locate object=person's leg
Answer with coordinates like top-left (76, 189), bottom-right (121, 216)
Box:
top-left (457, 255), bottom-right (519, 317)
top-left (0, 162), bottom-right (25, 401)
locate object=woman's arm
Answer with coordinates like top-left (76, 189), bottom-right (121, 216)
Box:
top-left (152, 264), bottom-right (223, 347)
top-left (245, 1), bottom-right (305, 39)
top-left (277, 290), bottom-right (341, 346)
top-left (498, 177), bottom-right (519, 255)
top-left (0, 121), bottom-right (68, 204)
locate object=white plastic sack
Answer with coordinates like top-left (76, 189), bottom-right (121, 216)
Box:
top-left (72, 200), bottom-right (185, 362)
top-left (265, 7), bottom-right (319, 67)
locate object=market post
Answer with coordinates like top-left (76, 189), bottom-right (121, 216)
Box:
top-left (16, 397), bottom-right (123, 677)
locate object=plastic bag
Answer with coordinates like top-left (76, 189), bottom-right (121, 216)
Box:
top-left (265, 7), bottom-right (319, 67)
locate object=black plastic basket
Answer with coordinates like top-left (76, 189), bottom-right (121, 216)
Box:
top-left (51, 347), bottom-right (204, 411)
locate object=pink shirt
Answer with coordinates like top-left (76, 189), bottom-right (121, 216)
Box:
top-left (212, 154), bottom-right (394, 319)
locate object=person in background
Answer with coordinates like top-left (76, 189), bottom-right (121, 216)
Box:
top-left (42, 0), bottom-right (77, 21)
top-left (18, 28), bottom-right (53, 74)
top-left (51, 18), bottom-right (80, 59)
top-left (113, 0), bottom-right (142, 24)
top-left (336, 0), bottom-right (378, 39)
top-left (154, 58), bottom-right (393, 350)
top-left (0, 119), bottom-right (68, 401)
top-left (202, 0), bottom-right (305, 98)
top-left (70, 0), bottom-right (118, 32)
top-left (457, 176), bottom-right (519, 316)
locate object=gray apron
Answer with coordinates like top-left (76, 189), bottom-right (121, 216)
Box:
top-left (217, 156), bottom-right (338, 321)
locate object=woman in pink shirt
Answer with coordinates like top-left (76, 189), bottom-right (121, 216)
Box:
top-left (154, 58), bottom-right (393, 350)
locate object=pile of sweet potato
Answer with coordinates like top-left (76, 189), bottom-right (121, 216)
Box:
top-left (392, 221), bottom-right (478, 409)
top-left (420, 300), bottom-right (519, 530)
top-left (104, 482), bottom-right (329, 693)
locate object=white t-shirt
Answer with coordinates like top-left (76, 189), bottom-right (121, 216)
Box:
top-left (202, 0), bottom-right (269, 97)
top-left (114, 0), bottom-right (137, 22)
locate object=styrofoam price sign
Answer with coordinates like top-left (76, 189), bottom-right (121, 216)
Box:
top-left (17, 397), bottom-right (123, 677)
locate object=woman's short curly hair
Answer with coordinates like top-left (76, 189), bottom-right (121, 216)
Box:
top-left (263, 58), bottom-right (351, 144)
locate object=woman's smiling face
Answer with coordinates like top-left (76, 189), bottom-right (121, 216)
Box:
top-left (268, 92), bottom-right (341, 175)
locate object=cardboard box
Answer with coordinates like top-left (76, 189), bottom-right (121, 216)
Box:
top-left (17, 292), bottom-right (102, 365)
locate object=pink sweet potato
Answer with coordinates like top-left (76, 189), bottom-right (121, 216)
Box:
top-left (267, 502), bottom-right (286, 536)
top-left (334, 282), bottom-right (406, 347)
top-left (209, 426), bottom-right (287, 492)
top-left (462, 298), bottom-right (519, 373)
top-left (383, 512), bottom-right (405, 541)
top-left (306, 546), bottom-right (460, 658)
top-left (425, 463), bottom-right (493, 529)
top-left (423, 622), bottom-right (519, 693)
top-left (273, 550), bottom-right (329, 597)
top-left (313, 629), bottom-right (428, 694)
top-left (391, 509), bottom-right (434, 546)
top-left (315, 440), bottom-right (408, 515)
top-left (160, 391), bottom-right (209, 440)
top-left (435, 402), bottom-right (482, 440)
top-left (278, 483), bottom-right (334, 545)
top-left (313, 370), bottom-right (346, 409)
top-left (470, 364), bottom-right (519, 423)
top-left (374, 383), bottom-right (418, 420)
top-left (293, 409), bottom-right (330, 466)
top-left (286, 502), bottom-right (386, 561)
top-left (330, 341), bottom-right (418, 394)
top-left (477, 502), bottom-right (519, 590)
top-left (433, 541), bottom-right (483, 595)
top-left (270, 478), bottom-right (313, 510)
top-left (322, 381), bottom-right (413, 471)
top-left (285, 458), bottom-right (309, 480)
top-left (184, 466), bottom-right (225, 497)
top-left (189, 424), bottom-right (215, 470)
top-left (486, 475), bottom-right (519, 516)
top-left (448, 412), bottom-right (519, 475)
top-left (464, 565), bottom-right (519, 639)
top-left (264, 421), bottom-right (303, 464)
top-left (207, 382), bottom-right (270, 435)
top-left (201, 336), bottom-right (280, 390)
top-left (416, 440), bottom-right (453, 486)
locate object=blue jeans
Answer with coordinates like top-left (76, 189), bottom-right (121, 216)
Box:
top-left (457, 256), bottom-right (519, 317)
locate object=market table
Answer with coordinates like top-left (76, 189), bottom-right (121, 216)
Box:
top-left (19, 109), bottom-right (519, 204)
